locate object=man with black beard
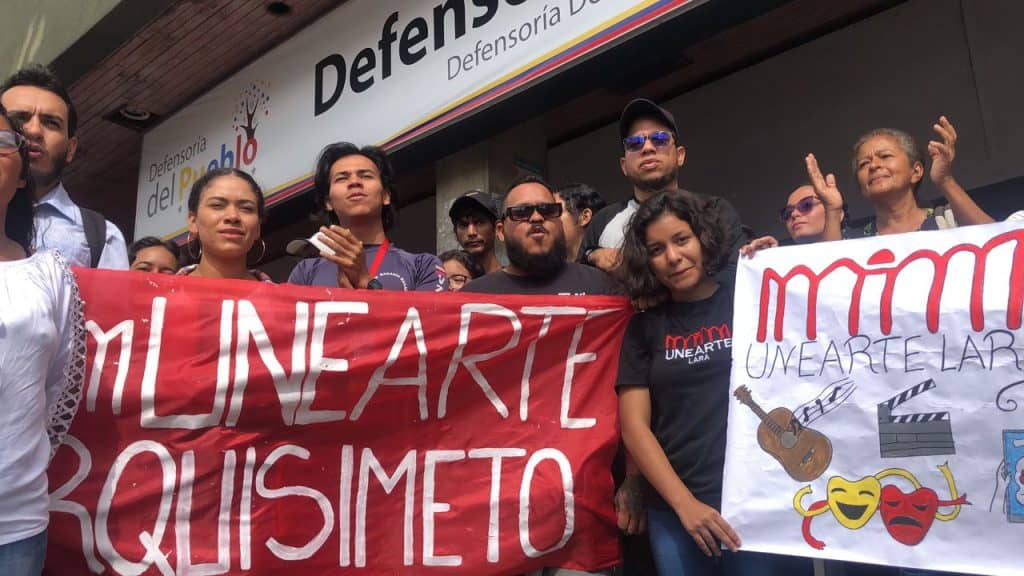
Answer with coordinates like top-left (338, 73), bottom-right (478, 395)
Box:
top-left (1, 64), bottom-right (128, 268)
top-left (461, 175), bottom-right (620, 296)
top-left (581, 99), bottom-right (748, 275)
top-left (462, 175), bottom-right (633, 576)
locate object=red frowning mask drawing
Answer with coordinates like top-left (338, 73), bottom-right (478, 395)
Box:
top-left (879, 483), bottom-right (968, 545)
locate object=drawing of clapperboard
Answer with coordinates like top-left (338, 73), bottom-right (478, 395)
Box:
top-left (877, 379), bottom-right (955, 458)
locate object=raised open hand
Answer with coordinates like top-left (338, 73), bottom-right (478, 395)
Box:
top-left (805, 153), bottom-right (844, 211)
top-left (928, 115), bottom-right (958, 186)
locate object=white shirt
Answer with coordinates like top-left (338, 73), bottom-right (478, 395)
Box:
top-left (35, 182), bottom-right (129, 269)
top-left (597, 198), bottom-right (639, 248)
top-left (0, 251), bottom-right (82, 544)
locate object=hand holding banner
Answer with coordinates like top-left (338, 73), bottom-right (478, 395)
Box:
top-left (723, 222), bottom-right (1024, 575)
top-left (47, 270), bottom-right (631, 574)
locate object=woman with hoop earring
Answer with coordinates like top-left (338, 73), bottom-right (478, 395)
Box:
top-left (178, 167), bottom-right (273, 282)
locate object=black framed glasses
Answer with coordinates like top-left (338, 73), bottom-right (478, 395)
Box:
top-left (779, 196), bottom-right (820, 222)
top-left (504, 202), bottom-right (563, 222)
top-left (623, 130), bottom-right (673, 152)
top-left (0, 129), bottom-right (25, 156)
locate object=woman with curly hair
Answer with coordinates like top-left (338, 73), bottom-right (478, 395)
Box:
top-left (615, 190), bottom-right (810, 576)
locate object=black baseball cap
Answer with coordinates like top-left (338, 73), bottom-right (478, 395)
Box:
top-left (619, 98), bottom-right (679, 141)
top-left (448, 190), bottom-right (500, 223)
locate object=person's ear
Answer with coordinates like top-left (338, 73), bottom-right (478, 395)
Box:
top-left (187, 212), bottom-right (198, 235)
top-left (579, 208), bottom-right (593, 228)
top-left (675, 144), bottom-right (686, 168)
top-left (383, 188), bottom-right (391, 206)
top-left (496, 219), bottom-right (505, 243)
top-left (911, 161), bottom-right (924, 185)
top-left (65, 135), bottom-right (78, 163)
top-left (619, 156), bottom-right (627, 177)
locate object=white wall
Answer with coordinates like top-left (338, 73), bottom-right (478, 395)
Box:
top-left (548, 0), bottom-right (1024, 237)
top-left (0, 0), bottom-right (119, 75)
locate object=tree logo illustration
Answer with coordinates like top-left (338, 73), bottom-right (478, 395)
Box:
top-left (233, 81), bottom-right (271, 142)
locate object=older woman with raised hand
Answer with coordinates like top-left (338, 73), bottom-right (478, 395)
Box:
top-left (178, 167), bottom-right (272, 282)
top-left (815, 116), bottom-right (992, 238)
top-left (742, 116), bottom-right (992, 257)
top-left (0, 105), bottom-right (85, 576)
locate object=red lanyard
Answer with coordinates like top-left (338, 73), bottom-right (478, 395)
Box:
top-left (368, 238), bottom-right (390, 278)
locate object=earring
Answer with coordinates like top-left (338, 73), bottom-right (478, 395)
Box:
top-left (186, 232), bottom-right (201, 260)
top-left (252, 238), bottom-right (267, 264)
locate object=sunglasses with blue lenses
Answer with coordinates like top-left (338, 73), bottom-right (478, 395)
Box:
top-left (504, 202), bottom-right (563, 222)
top-left (779, 195), bottom-right (820, 222)
top-left (623, 130), bottom-right (673, 152)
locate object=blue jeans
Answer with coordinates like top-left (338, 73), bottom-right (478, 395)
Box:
top-left (0, 530), bottom-right (47, 576)
top-left (647, 506), bottom-right (812, 576)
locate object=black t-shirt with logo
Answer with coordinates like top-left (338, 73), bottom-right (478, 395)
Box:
top-left (616, 282), bottom-right (734, 511)
top-left (462, 262), bottom-right (624, 296)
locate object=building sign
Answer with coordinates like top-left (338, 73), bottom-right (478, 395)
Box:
top-left (135, 0), bottom-right (703, 240)
top-left (722, 222), bottom-right (1024, 575)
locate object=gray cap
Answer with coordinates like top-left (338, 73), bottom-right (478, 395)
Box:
top-left (619, 98), bottom-right (679, 140)
top-left (286, 233), bottom-right (335, 258)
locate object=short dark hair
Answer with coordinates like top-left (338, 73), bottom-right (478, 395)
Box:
top-left (129, 236), bottom-right (181, 265)
top-left (502, 174), bottom-right (554, 210)
top-left (314, 142), bottom-right (396, 232)
top-left (618, 191), bottom-right (731, 308)
top-left (1, 64), bottom-right (78, 137)
top-left (186, 167), bottom-right (265, 219)
top-left (555, 183), bottom-right (606, 220)
top-left (438, 249), bottom-right (485, 279)
top-left (1, 104), bottom-right (35, 254)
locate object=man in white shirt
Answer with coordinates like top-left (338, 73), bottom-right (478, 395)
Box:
top-left (1, 64), bottom-right (128, 268)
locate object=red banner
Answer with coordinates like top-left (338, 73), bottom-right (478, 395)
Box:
top-left (45, 269), bottom-right (631, 575)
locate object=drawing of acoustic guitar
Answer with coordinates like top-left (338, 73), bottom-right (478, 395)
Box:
top-left (733, 386), bottom-right (833, 482)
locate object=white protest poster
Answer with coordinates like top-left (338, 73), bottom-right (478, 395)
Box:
top-left (722, 222), bottom-right (1024, 575)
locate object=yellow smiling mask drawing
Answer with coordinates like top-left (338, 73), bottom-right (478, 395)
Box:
top-left (825, 476), bottom-right (881, 529)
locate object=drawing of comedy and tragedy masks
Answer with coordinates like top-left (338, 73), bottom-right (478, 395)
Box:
top-left (793, 463), bottom-right (969, 549)
top-left (990, 430), bottom-right (1024, 523)
top-left (733, 385), bottom-right (833, 481)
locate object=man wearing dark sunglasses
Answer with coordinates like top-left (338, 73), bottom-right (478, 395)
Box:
top-left (581, 99), bottom-right (748, 276)
top-left (1, 65), bottom-right (128, 269)
top-left (462, 174), bottom-right (620, 297)
top-left (462, 175), bottom-right (624, 576)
